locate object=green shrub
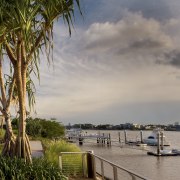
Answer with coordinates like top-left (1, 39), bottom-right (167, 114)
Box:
top-left (26, 117), bottom-right (65, 139)
top-left (40, 120), bottom-right (64, 139)
top-left (26, 120), bottom-right (42, 137)
top-left (11, 118), bottom-right (18, 129)
top-left (0, 156), bottom-right (67, 180)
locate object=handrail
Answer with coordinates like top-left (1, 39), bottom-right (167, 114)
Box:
top-left (59, 152), bottom-right (87, 154)
top-left (59, 151), bottom-right (148, 180)
top-left (92, 153), bottom-right (148, 180)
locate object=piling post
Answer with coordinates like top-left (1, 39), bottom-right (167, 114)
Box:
top-left (124, 130), bottom-right (127, 144)
top-left (108, 133), bottom-right (111, 146)
top-left (107, 137), bottom-right (109, 145)
top-left (87, 150), bottom-right (96, 179)
top-left (103, 133), bottom-right (105, 144)
top-left (140, 130), bottom-right (143, 143)
top-left (110, 133), bottom-right (111, 146)
top-left (118, 132), bottom-right (121, 143)
top-left (160, 131), bottom-right (164, 150)
top-left (157, 132), bottom-right (160, 155)
top-left (79, 134), bottom-right (83, 145)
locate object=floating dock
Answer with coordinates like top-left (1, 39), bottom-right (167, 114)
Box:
top-left (147, 151), bottom-right (179, 156)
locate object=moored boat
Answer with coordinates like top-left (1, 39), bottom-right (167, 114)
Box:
top-left (143, 128), bottom-right (170, 146)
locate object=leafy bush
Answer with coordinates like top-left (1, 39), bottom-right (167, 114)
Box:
top-left (0, 156), bottom-right (67, 180)
top-left (25, 117), bottom-right (65, 139)
top-left (11, 118), bottom-right (18, 129)
top-left (26, 119), bottom-right (42, 137)
top-left (40, 120), bottom-right (64, 138)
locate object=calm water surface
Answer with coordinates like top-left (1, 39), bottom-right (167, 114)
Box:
top-left (78, 130), bottom-right (180, 180)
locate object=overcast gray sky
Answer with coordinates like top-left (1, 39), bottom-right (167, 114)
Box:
top-left (34, 0), bottom-right (180, 125)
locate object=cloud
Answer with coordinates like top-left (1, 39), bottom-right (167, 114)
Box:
top-left (34, 11), bottom-right (180, 124)
top-left (156, 50), bottom-right (180, 68)
top-left (83, 12), bottom-right (173, 57)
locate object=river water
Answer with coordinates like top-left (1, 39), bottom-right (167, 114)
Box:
top-left (77, 130), bottom-right (180, 180)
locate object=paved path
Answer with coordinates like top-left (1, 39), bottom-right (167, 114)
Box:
top-left (29, 141), bottom-right (44, 158)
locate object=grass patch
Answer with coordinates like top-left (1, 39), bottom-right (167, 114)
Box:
top-left (43, 140), bottom-right (85, 177)
top-left (43, 140), bottom-right (81, 167)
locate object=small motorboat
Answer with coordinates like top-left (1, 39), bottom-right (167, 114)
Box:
top-left (143, 128), bottom-right (170, 146)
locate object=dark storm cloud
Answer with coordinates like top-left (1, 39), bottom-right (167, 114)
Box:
top-left (163, 51), bottom-right (180, 67)
top-left (156, 51), bottom-right (180, 68)
top-left (130, 39), bottom-right (164, 49)
top-left (81, 12), bottom-right (173, 62)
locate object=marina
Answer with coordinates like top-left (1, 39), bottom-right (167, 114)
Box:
top-left (66, 128), bottom-right (170, 148)
top-left (73, 130), bottom-right (180, 180)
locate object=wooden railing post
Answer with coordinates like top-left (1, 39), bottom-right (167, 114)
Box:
top-left (87, 150), bottom-right (96, 179)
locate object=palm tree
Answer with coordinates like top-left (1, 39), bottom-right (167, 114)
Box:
top-left (0, 56), bottom-right (16, 157)
top-left (0, 56), bottom-right (36, 157)
top-left (0, 0), bottom-right (81, 161)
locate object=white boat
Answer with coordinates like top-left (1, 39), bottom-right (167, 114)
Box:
top-left (143, 128), bottom-right (170, 146)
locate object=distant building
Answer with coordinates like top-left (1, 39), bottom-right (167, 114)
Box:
top-left (144, 126), bottom-right (151, 130)
top-left (174, 122), bottom-right (179, 126)
top-left (132, 123), bottom-right (141, 129)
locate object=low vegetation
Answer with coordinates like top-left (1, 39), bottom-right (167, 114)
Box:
top-left (1, 117), bottom-right (83, 178)
top-left (43, 140), bottom-right (84, 177)
top-left (44, 140), bottom-right (81, 167)
top-left (0, 156), bottom-right (67, 180)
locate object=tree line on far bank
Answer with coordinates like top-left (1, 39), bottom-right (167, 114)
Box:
top-left (67, 123), bottom-right (168, 131)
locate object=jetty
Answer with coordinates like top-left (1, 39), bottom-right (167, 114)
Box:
top-left (66, 129), bottom-right (149, 148)
top-left (67, 130), bottom-right (112, 146)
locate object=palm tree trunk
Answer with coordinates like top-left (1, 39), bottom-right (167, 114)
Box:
top-left (14, 42), bottom-right (32, 162)
top-left (0, 56), bottom-right (16, 156)
top-left (2, 112), bottom-right (16, 157)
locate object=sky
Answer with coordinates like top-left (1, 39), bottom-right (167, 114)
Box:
top-left (34, 0), bottom-right (180, 125)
